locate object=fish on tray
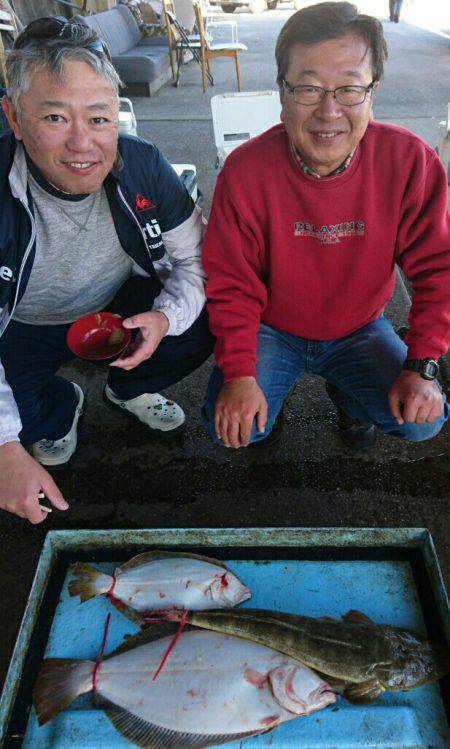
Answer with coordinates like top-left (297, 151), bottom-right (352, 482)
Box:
top-left (33, 627), bottom-right (336, 748)
top-left (68, 551), bottom-right (251, 621)
top-left (155, 607), bottom-right (450, 704)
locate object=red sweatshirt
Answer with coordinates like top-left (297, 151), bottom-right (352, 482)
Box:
top-left (203, 122), bottom-right (450, 382)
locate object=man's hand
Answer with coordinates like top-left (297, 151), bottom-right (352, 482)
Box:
top-left (0, 442), bottom-right (69, 524)
top-left (214, 376), bottom-right (268, 448)
top-left (110, 311), bottom-right (169, 371)
top-left (388, 371), bottom-right (443, 425)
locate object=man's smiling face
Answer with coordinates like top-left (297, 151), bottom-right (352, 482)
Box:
top-left (280, 35), bottom-right (378, 176)
top-left (3, 58), bottom-right (119, 194)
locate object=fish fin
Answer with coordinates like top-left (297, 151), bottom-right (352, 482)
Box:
top-left (68, 562), bottom-right (112, 602)
top-left (314, 670), bottom-right (348, 690)
top-left (103, 700), bottom-right (259, 748)
top-left (33, 658), bottom-right (94, 725)
top-left (342, 610), bottom-right (375, 626)
top-left (116, 549), bottom-right (227, 574)
top-left (318, 615), bottom-right (340, 622)
top-left (106, 595), bottom-right (145, 627)
top-left (106, 623), bottom-right (197, 658)
top-left (343, 679), bottom-right (384, 704)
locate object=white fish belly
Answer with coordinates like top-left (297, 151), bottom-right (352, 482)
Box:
top-left (115, 559), bottom-right (232, 611)
top-left (98, 631), bottom-right (300, 734)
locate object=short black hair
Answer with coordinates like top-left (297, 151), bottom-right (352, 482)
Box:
top-left (275, 2), bottom-right (388, 86)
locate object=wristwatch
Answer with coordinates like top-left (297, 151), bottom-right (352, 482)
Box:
top-left (402, 358), bottom-right (439, 381)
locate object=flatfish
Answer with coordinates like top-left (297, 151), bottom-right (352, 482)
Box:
top-left (163, 607), bottom-right (450, 703)
top-left (69, 551), bottom-right (251, 623)
top-left (33, 627), bottom-right (336, 747)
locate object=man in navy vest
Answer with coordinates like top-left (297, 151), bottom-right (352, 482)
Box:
top-left (0, 18), bottom-right (213, 523)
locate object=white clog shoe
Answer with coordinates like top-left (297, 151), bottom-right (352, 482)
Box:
top-left (32, 382), bottom-right (84, 468)
top-left (104, 385), bottom-right (185, 434)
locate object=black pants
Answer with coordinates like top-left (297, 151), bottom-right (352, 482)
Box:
top-left (0, 276), bottom-right (214, 445)
top-left (389, 0), bottom-right (404, 19)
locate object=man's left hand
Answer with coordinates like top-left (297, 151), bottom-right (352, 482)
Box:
top-left (110, 311), bottom-right (169, 370)
top-left (388, 370), bottom-right (443, 425)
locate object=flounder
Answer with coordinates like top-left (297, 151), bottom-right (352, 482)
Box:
top-left (33, 626), bottom-right (336, 747)
top-left (69, 551), bottom-right (251, 624)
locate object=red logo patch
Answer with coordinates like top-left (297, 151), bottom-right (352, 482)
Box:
top-left (135, 194), bottom-right (156, 212)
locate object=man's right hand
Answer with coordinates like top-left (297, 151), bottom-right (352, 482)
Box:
top-left (0, 442), bottom-right (69, 524)
top-left (214, 376), bottom-right (268, 448)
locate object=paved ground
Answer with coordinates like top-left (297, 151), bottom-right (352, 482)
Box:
top-left (0, 1), bottom-right (449, 692)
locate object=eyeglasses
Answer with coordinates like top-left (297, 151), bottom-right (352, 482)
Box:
top-left (14, 16), bottom-right (111, 61)
top-left (282, 79), bottom-right (375, 107)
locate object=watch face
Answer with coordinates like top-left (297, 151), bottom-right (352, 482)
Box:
top-left (423, 359), bottom-right (439, 379)
top-left (403, 358), bottom-right (439, 379)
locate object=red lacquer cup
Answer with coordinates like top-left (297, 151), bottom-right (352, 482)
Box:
top-left (67, 312), bottom-right (132, 361)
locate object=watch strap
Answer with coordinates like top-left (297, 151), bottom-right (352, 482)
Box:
top-left (403, 358), bottom-right (439, 380)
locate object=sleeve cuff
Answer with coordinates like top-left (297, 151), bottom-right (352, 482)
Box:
top-left (0, 435), bottom-right (21, 448)
top-left (222, 362), bottom-right (257, 382)
top-left (153, 302), bottom-right (182, 336)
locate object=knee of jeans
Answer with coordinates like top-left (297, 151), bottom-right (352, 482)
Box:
top-left (392, 418), bottom-right (445, 442)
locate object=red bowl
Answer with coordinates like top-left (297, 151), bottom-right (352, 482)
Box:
top-left (67, 312), bottom-right (132, 361)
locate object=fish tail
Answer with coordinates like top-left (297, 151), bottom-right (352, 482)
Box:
top-left (33, 658), bottom-right (95, 725)
top-left (68, 562), bottom-right (113, 602)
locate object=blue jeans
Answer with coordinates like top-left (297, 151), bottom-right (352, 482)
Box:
top-left (0, 276), bottom-right (214, 446)
top-left (203, 317), bottom-right (449, 445)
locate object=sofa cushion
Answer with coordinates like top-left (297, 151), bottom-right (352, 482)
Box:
top-left (78, 6), bottom-right (142, 55)
top-left (137, 35), bottom-right (169, 48)
top-left (73, 7), bottom-right (171, 90)
top-left (112, 46), bottom-right (169, 83)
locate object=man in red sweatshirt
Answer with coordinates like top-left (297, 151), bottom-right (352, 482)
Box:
top-left (202, 1), bottom-right (449, 450)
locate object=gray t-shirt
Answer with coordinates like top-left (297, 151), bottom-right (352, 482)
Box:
top-left (13, 173), bottom-right (133, 325)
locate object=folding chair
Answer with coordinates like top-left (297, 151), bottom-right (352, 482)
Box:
top-left (211, 90), bottom-right (281, 167)
top-left (193, 2), bottom-right (247, 94)
top-left (162, 0), bottom-right (213, 87)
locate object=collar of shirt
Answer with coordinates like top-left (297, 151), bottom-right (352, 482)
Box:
top-left (25, 154), bottom-right (89, 201)
top-left (293, 145), bottom-right (355, 178)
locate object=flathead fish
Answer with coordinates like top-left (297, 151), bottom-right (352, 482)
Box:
top-left (158, 607), bottom-right (450, 703)
top-left (69, 551), bottom-right (251, 621)
top-left (33, 628), bottom-right (336, 747)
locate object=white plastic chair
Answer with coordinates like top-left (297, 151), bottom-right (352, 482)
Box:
top-left (211, 90), bottom-right (281, 167)
top-left (201, 0), bottom-right (238, 43)
top-left (436, 102), bottom-right (450, 183)
top-left (118, 98), bottom-right (138, 136)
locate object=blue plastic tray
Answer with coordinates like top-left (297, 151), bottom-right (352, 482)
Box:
top-left (1, 528), bottom-right (449, 748)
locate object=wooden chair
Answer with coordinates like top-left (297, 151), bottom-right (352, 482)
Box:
top-left (162, 0), bottom-right (213, 87)
top-left (0, 6), bottom-right (17, 86)
top-left (193, 1), bottom-right (246, 94)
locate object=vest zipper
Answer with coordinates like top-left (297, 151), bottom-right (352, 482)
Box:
top-left (3, 199), bottom-right (36, 332)
top-left (116, 184), bottom-right (156, 273)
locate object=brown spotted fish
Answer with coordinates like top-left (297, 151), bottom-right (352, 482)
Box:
top-left (159, 607), bottom-right (450, 703)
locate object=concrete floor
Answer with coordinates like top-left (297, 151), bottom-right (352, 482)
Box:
top-left (0, 1), bottom-right (449, 692)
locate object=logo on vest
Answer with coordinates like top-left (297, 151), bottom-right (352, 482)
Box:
top-left (144, 219), bottom-right (164, 254)
top-left (135, 193), bottom-right (156, 212)
top-left (0, 266), bottom-right (13, 282)
top-left (294, 220), bottom-right (365, 244)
